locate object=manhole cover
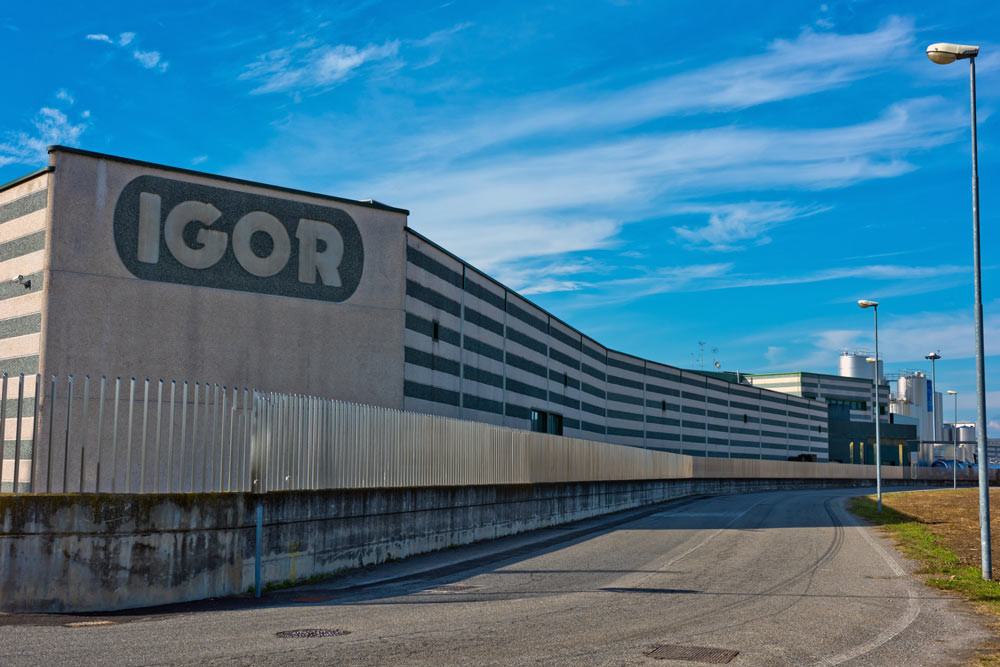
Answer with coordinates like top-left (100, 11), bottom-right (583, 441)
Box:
top-left (275, 629), bottom-right (351, 638)
top-left (647, 644), bottom-right (739, 664)
top-left (424, 584), bottom-right (477, 593)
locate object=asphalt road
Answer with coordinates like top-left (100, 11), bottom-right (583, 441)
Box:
top-left (1, 487), bottom-right (992, 666)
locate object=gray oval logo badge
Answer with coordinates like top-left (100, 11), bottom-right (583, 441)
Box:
top-left (113, 175), bottom-right (364, 302)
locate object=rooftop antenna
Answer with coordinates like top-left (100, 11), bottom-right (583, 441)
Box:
top-left (698, 341), bottom-right (706, 370)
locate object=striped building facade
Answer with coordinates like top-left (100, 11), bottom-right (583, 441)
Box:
top-left (403, 232), bottom-right (828, 461)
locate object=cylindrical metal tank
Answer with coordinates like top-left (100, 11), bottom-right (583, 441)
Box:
top-left (839, 352), bottom-right (882, 382)
top-left (959, 425), bottom-right (976, 443)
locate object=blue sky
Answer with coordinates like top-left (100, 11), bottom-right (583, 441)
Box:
top-left (1, 1), bottom-right (997, 426)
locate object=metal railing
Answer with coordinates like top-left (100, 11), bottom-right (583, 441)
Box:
top-left (0, 372), bottom-right (985, 495)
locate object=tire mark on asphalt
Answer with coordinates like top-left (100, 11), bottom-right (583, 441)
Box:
top-left (810, 498), bottom-right (920, 667)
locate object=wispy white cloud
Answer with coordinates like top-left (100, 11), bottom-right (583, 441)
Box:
top-left (241, 40), bottom-right (400, 94)
top-left (85, 30), bottom-right (168, 72)
top-left (0, 106), bottom-right (88, 168)
top-left (55, 89), bottom-right (74, 105)
top-left (133, 49), bottom-right (167, 71)
top-left (405, 16), bottom-right (916, 159)
top-left (674, 202), bottom-right (831, 252)
top-left (191, 155), bottom-right (208, 166)
top-left (413, 22), bottom-right (474, 47)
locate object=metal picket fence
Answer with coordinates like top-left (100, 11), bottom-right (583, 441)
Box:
top-left (2, 372), bottom-right (693, 494)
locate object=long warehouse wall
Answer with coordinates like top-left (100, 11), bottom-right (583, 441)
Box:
top-left (403, 231), bottom-right (829, 461)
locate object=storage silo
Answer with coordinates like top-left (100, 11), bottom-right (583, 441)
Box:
top-left (839, 351), bottom-right (881, 383)
top-left (959, 425), bottom-right (976, 443)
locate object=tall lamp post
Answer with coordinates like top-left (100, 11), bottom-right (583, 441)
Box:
top-left (926, 351), bottom-right (941, 442)
top-left (927, 41), bottom-right (991, 580)
top-left (859, 299), bottom-right (881, 511)
top-left (948, 390), bottom-right (959, 489)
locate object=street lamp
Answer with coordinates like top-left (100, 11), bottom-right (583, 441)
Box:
top-left (926, 351), bottom-right (941, 442)
top-left (948, 390), bottom-right (959, 489)
top-left (927, 41), bottom-right (991, 580)
top-left (859, 299), bottom-right (881, 511)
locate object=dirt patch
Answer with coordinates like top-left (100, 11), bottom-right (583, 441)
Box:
top-left (881, 488), bottom-right (1000, 569)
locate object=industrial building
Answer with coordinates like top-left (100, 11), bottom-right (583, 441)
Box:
top-left (0, 146), bottom-right (829, 485)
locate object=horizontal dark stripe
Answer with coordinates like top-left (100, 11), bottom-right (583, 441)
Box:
top-left (464, 365), bottom-right (504, 389)
top-left (730, 427), bottom-right (760, 436)
top-left (581, 401), bottom-right (605, 417)
top-left (647, 431), bottom-right (680, 441)
top-left (562, 417), bottom-right (580, 430)
top-left (607, 374), bottom-right (642, 390)
top-left (647, 415), bottom-right (679, 427)
top-left (0, 355), bottom-right (38, 375)
top-left (406, 245), bottom-right (462, 288)
top-left (761, 406), bottom-right (786, 416)
top-left (405, 280), bottom-right (460, 317)
top-left (607, 391), bottom-right (643, 406)
top-left (730, 400), bottom-right (757, 411)
top-left (761, 418), bottom-right (787, 427)
top-left (549, 327), bottom-right (579, 350)
top-left (548, 392), bottom-right (580, 410)
top-left (644, 367), bottom-right (677, 382)
top-left (464, 335), bottom-right (504, 363)
top-left (681, 391), bottom-right (704, 402)
top-left (549, 347), bottom-right (580, 371)
top-left (729, 387), bottom-right (760, 400)
top-left (707, 437), bottom-right (729, 446)
top-left (505, 301), bottom-right (547, 334)
top-left (0, 189), bottom-right (46, 225)
top-left (548, 368), bottom-right (579, 390)
top-left (464, 276), bottom-right (506, 311)
top-left (403, 380), bottom-right (460, 407)
top-left (607, 357), bottom-right (643, 375)
top-left (464, 306), bottom-right (504, 337)
top-left (581, 420), bottom-right (606, 434)
top-left (607, 425), bottom-right (644, 438)
top-left (404, 347), bottom-right (460, 377)
top-left (405, 312), bottom-right (460, 346)
top-left (0, 230), bottom-right (45, 264)
top-left (581, 363), bottom-right (605, 382)
top-left (681, 405), bottom-right (705, 416)
top-left (707, 396), bottom-right (728, 406)
top-left (506, 326), bottom-right (547, 356)
top-left (581, 382), bottom-right (605, 400)
top-left (707, 409), bottom-right (728, 420)
top-left (0, 271), bottom-right (42, 302)
top-left (462, 393), bottom-right (503, 415)
top-left (680, 375), bottom-right (706, 388)
top-left (505, 403), bottom-right (530, 419)
top-left (581, 344), bottom-right (605, 364)
top-left (506, 377), bottom-right (547, 401)
top-left (0, 313), bottom-right (40, 339)
top-left (506, 351), bottom-right (547, 379)
top-left (708, 424), bottom-right (729, 432)
top-left (2, 438), bottom-right (34, 458)
top-left (646, 383), bottom-right (680, 397)
top-left (682, 420), bottom-right (706, 430)
top-left (607, 408), bottom-right (643, 422)
top-left (706, 449), bottom-right (729, 457)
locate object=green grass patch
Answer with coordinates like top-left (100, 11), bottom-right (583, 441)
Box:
top-left (848, 496), bottom-right (1000, 608)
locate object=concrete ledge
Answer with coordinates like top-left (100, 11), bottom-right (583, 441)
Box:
top-left (0, 477), bottom-right (955, 613)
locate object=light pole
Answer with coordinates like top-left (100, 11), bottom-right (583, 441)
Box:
top-left (927, 41), bottom-right (991, 580)
top-left (948, 390), bottom-right (959, 489)
top-left (926, 351), bottom-right (941, 442)
top-left (859, 299), bottom-right (881, 511)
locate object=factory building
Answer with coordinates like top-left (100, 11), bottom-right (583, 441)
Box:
top-left (0, 147), bottom-right (829, 479)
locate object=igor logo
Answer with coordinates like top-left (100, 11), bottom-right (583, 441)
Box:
top-left (113, 175), bottom-right (363, 302)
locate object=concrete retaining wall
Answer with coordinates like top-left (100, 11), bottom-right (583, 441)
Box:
top-left (0, 477), bottom-right (957, 613)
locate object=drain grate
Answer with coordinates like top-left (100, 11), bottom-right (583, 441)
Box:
top-left (276, 629), bottom-right (351, 638)
top-left (646, 644), bottom-right (739, 664)
top-left (424, 584), bottom-right (477, 593)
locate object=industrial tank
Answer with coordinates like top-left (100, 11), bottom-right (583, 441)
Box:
top-left (959, 425), bottom-right (976, 443)
top-left (839, 352), bottom-right (882, 382)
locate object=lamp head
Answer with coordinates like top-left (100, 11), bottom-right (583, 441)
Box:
top-left (865, 357), bottom-right (877, 363)
top-left (947, 390), bottom-right (958, 395)
top-left (926, 42), bottom-right (980, 65)
top-left (858, 299), bottom-right (878, 309)
top-left (925, 352), bottom-right (941, 361)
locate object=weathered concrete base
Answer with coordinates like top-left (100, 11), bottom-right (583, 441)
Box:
top-left (0, 477), bottom-right (954, 613)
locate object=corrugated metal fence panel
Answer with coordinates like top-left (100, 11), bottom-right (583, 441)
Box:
top-left (3, 372), bottom-right (992, 494)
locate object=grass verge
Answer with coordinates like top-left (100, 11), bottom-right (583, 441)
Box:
top-left (849, 494), bottom-right (1000, 664)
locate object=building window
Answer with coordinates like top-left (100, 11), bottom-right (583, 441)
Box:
top-left (530, 409), bottom-right (563, 435)
top-left (432, 320), bottom-right (440, 340)
top-left (743, 414), bottom-right (748, 423)
top-left (661, 399), bottom-right (667, 412)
